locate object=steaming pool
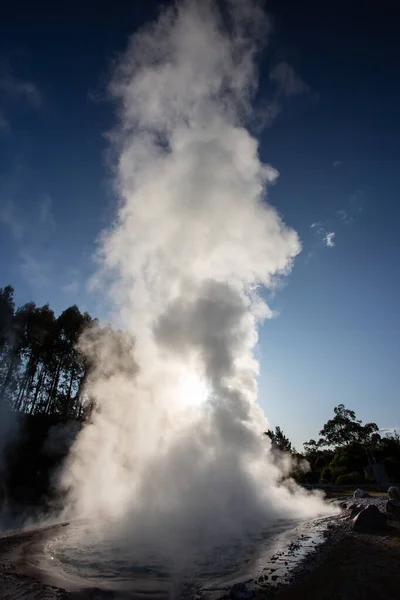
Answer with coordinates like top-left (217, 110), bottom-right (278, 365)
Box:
top-left (10, 516), bottom-right (334, 598)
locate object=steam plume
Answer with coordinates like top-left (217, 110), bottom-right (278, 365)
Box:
top-left (61, 0), bottom-right (331, 565)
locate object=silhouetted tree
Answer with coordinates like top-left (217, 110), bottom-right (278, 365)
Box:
top-left (44, 305), bottom-right (92, 417)
top-left (265, 425), bottom-right (294, 453)
top-left (0, 285), bottom-right (93, 419)
top-left (301, 405), bottom-right (392, 485)
top-left (0, 285), bottom-right (15, 353)
top-left (305, 404), bottom-right (380, 450)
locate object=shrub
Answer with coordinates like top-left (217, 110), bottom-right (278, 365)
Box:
top-left (314, 455), bottom-right (327, 469)
top-left (383, 457), bottom-right (400, 480)
top-left (335, 471), bottom-right (364, 485)
top-left (331, 465), bottom-right (348, 481)
top-left (321, 465), bottom-right (348, 483)
top-left (320, 466), bottom-right (332, 483)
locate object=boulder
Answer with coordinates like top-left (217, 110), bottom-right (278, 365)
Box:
top-left (350, 504), bottom-right (364, 518)
top-left (351, 504), bottom-right (386, 532)
top-left (388, 486), bottom-right (400, 505)
top-left (386, 501), bottom-right (400, 517)
top-left (385, 487), bottom-right (400, 518)
top-left (229, 583), bottom-right (254, 599)
top-left (353, 488), bottom-right (370, 499)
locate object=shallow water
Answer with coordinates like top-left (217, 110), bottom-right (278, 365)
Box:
top-left (13, 516), bottom-right (332, 598)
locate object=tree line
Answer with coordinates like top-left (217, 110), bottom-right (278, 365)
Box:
top-left (267, 404), bottom-right (400, 485)
top-left (0, 284), bottom-right (94, 420)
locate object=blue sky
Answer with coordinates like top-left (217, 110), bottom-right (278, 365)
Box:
top-left (0, 0), bottom-right (399, 449)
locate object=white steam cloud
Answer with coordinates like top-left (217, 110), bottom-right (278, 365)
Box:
top-left (61, 0), bottom-right (332, 567)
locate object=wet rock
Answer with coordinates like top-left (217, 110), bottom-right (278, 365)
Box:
top-left (386, 487), bottom-right (400, 518)
top-left (388, 486), bottom-right (400, 504)
top-left (353, 488), bottom-right (370, 499)
top-left (351, 504), bottom-right (386, 533)
top-left (339, 501), bottom-right (347, 509)
top-left (350, 504), bottom-right (364, 518)
top-left (229, 583), bottom-right (254, 599)
top-left (387, 500), bottom-right (400, 518)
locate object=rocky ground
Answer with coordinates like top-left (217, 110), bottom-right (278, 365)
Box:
top-left (265, 496), bottom-right (400, 600)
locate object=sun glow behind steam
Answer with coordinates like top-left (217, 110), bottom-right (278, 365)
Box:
top-left (178, 367), bottom-right (211, 407)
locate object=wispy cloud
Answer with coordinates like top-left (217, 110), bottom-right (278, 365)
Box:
top-left (310, 221), bottom-right (324, 229)
top-left (269, 62), bottom-right (309, 97)
top-left (0, 72), bottom-right (42, 108)
top-left (323, 232), bottom-right (335, 247)
top-left (0, 199), bottom-right (24, 240)
top-left (337, 208), bottom-right (353, 225)
top-left (61, 266), bottom-right (82, 295)
top-left (254, 62), bottom-right (311, 131)
top-left (307, 222), bottom-right (336, 257)
top-left (19, 248), bottom-right (51, 288)
top-left (0, 193), bottom-right (57, 290)
top-left (0, 69), bottom-right (42, 131)
top-left (0, 195), bottom-right (57, 241)
top-left (309, 189), bottom-right (365, 258)
top-left (333, 160), bottom-right (342, 167)
top-left (61, 279), bottom-right (80, 294)
top-left (39, 195), bottom-right (56, 232)
top-left (350, 189), bottom-right (364, 212)
top-left (252, 100), bottom-right (282, 131)
top-left (337, 190), bottom-right (364, 225)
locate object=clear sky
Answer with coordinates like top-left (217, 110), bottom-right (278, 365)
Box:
top-left (0, 0), bottom-right (399, 449)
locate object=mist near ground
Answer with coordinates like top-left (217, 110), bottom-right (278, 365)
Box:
top-left (60, 0), bottom-right (333, 568)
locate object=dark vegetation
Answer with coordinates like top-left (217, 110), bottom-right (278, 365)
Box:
top-left (267, 404), bottom-right (400, 486)
top-left (1, 283), bottom-right (399, 515)
top-left (0, 284), bottom-right (95, 509)
top-left (0, 285), bottom-right (93, 418)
